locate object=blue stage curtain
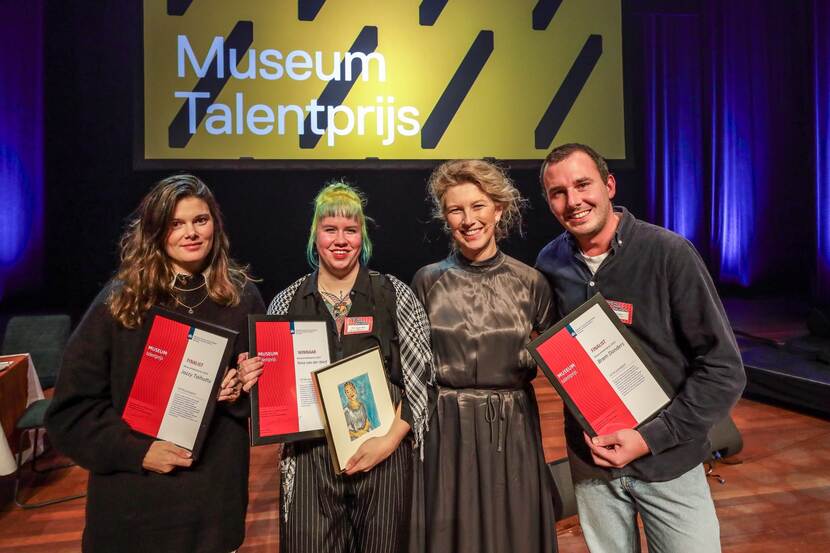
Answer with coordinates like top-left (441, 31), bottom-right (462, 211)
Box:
top-left (704, 0), bottom-right (776, 287)
top-left (642, 12), bottom-right (704, 251)
top-left (0, 1), bottom-right (44, 302)
top-left (642, 1), bottom-right (815, 294)
top-left (814, 0), bottom-right (830, 300)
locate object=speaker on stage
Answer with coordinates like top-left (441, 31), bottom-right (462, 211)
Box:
top-left (707, 415), bottom-right (743, 459)
top-left (807, 304), bottom-right (830, 338)
top-left (548, 457), bottom-right (577, 521)
top-left (547, 416), bottom-right (743, 521)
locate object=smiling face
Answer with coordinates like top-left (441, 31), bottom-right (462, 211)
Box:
top-left (542, 151), bottom-right (617, 250)
top-left (315, 215), bottom-right (362, 279)
top-left (443, 182), bottom-right (503, 262)
top-left (164, 196), bottom-right (214, 275)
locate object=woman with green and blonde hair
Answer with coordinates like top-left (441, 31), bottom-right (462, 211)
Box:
top-left (238, 182), bottom-right (431, 553)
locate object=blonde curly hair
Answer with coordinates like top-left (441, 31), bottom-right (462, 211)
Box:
top-left (427, 159), bottom-right (526, 241)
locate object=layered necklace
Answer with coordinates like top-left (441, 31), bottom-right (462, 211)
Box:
top-left (173, 274), bottom-right (209, 314)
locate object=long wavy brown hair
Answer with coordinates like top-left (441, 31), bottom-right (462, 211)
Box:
top-left (108, 174), bottom-right (252, 328)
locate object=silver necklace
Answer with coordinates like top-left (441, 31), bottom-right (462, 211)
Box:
top-left (318, 286), bottom-right (349, 303)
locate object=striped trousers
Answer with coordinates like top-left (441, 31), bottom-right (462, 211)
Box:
top-left (280, 439), bottom-right (412, 553)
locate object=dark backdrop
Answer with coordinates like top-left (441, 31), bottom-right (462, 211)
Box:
top-left (4, 0), bottom-right (825, 323)
top-left (26, 1), bottom-right (648, 320)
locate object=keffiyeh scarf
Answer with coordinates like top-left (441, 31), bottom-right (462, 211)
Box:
top-left (268, 273), bottom-right (432, 521)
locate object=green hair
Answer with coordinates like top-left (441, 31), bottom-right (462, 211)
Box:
top-left (306, 181), bottom-right (373, 268)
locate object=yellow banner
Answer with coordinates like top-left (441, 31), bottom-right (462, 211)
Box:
top-left (143, 0), bottom-right (625, 161)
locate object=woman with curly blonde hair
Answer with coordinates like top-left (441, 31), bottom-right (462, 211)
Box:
top-left (47, 174), bottom-right (265, 553)
top-left (412, 159), bottom-right (559, 553)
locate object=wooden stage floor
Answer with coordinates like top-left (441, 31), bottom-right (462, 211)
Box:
top-left (1, 375), bottom-right (829, 552)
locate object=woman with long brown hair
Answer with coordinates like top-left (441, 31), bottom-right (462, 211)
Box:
top-left (47, 174), bottom-right (265, 552)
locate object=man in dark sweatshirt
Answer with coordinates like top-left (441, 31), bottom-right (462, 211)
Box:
top-left (535, 143), bottom-right (745, 553)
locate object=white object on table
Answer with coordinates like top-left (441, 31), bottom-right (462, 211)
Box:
top-left (0, 354), bottom-right (46, 476)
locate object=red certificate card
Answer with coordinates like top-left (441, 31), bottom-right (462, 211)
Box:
top-left (122, 307), bottom-right (237, 459)
top-left (249, 316), bottom-right (332, 445)
top-left (528, 294), bottom-right (673, 436)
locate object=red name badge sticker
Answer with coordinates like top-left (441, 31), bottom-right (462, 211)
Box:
top-left (606, 300), bottom-right (634, 325)
top-left (343, 316), bottom-right (374, 335)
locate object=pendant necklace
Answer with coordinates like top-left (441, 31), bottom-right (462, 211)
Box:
top-left (173, 292), bottom-right (209, 314)
top-left (319, 287), bottom-right (351, 319)
top-left (319, 285), bottom-right (352, 335)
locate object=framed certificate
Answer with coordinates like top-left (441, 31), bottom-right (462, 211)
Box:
top-left (122, 307), bottom-right (237, 460)
top-left (527, 294), bottom-right (674, 437)
top-left (312, 347), bottom-right (396, 474)
top-left (249, 315), bottom-right (333, 445)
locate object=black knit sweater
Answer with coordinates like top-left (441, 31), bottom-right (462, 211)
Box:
top-left (46, 279), bottom-right (264, 553)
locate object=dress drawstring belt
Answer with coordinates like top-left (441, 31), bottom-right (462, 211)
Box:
top-left (484, 391), bottom-right (507, 452)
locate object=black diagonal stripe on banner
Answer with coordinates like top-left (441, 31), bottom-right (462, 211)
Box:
top-left (299, 26), bottom-right (378, 149)
top-left (298, 0), bottom-right (326, 21)
top-left (167, 21), bottom-right (254, 149)
top-left (421, 30), bottom-right (493, 149)
top-left (419, 0), bottom-right (449, 26)
top-left (532, 0), bottom-right (562, 31)
top-left (167, 0), bottom-right (194, 16)
top-left (534, 34), bottom-right (602, 150)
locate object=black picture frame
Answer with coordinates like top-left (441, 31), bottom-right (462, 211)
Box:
top-left (127, 306), bottom-right (238, 461)
top-left (526, 293), bottom-right (674, 436)
top-left (248, 314), bottom-right (334, 446)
